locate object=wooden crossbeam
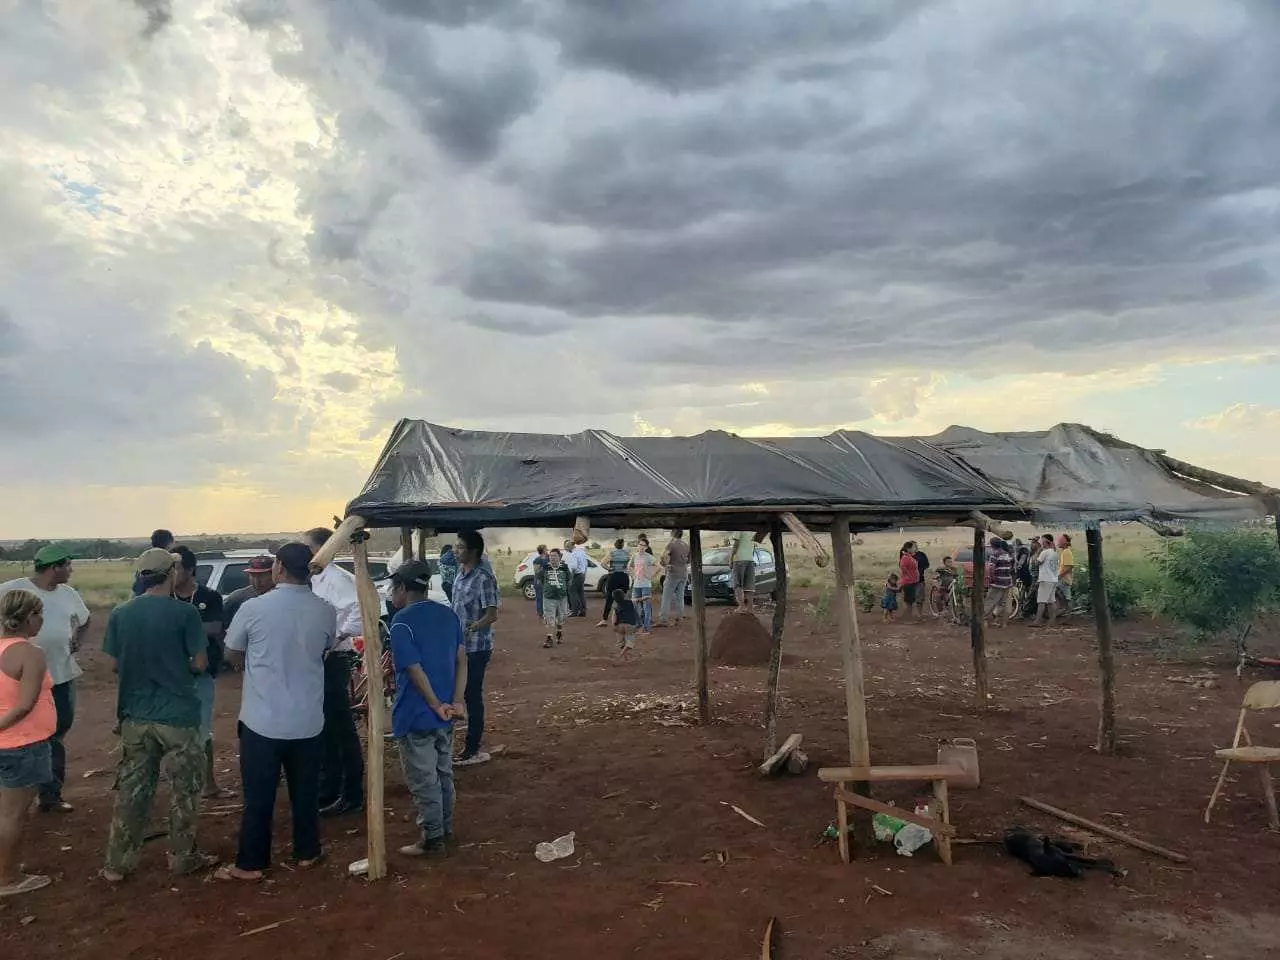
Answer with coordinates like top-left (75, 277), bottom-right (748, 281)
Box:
top-left (833, 787), bottom-right (956, 838)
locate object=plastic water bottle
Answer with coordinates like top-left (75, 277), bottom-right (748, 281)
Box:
top-left (534, 831), bottom-right (576, 862)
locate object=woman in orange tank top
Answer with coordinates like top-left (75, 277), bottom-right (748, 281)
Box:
top-left (0, 590), bottom-right (56, 898)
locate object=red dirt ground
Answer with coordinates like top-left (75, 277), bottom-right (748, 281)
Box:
top-left (709, 609), bottom-right (773, 665)
top-left (3, 593), bottom-right (1280, 960)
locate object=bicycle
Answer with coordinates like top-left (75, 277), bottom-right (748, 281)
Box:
top-left (928, 580), bottom-right (968, 623)
top-left (349, 619), bottom-right (394, 720)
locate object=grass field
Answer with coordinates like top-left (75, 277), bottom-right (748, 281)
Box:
top-left (1, 523), bottom-right (1167, 611)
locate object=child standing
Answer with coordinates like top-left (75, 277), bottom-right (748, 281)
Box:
top-left (611, 589), bottom-right (639, 661)
top-left (881, 573), bottom-right (901, 621)
top-left (630, 545), bottom-right (656, 635)
top-left (541, 549), bottom-right (572, 648)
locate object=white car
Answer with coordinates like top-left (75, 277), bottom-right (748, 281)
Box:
top-left (513, 551), bottom-right (609, 601)
top-left (381, 547), bottom-right (448, 605)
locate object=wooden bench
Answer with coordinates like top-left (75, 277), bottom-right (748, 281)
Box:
top-left (818, 764), bottom-right (963, 865)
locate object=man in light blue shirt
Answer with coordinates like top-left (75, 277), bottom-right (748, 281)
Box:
top-left (564, 540), bottom-right (589, 618)
top-left (219, 542), bottom-right (336, 882)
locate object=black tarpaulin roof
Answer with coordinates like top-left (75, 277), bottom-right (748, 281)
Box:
top-left (347, 420), bottom-right (1268, 530)
top-left (346, 420), bottom-right (1023, 531)
top-left (919, 423), bottom-right (1267, 525)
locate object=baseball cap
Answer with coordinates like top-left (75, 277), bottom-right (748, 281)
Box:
top-left (391, 560), bottom-right (433, 591)
top-left (34, 544), bottom-right (73, 567)
top-left (135, 548), bottom-right (178, 577)
top-left (246, 555), bottom-right (274, 574)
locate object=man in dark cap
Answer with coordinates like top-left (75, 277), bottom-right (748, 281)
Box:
top-left (221, 555), bottom-right (275, 633)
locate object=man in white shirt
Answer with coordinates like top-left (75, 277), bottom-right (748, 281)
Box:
top-left (303, 527), bottom-right (366, 817)
top-left (0, 544), bottom-right (90, 811)
top-left (564, 540), bottom-right (589, 618)
top-left (1031, 533), bottom-right (1060, 627)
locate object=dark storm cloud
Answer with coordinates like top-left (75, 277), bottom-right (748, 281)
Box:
top-left (246, 1), bottom-right (1280, 395)
top-left (550, 0), bottom-right (936, 92)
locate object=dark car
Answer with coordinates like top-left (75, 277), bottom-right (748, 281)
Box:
top-left (659, 545), bottom-right (778, 603)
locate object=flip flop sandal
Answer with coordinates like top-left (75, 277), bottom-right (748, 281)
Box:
top-left (0, 874), bottom-right (52, 898)
top-left (203, 788), bottom-right (238, 801)
top-left (291, 854), bottom-right (326, 870)
top-left (214, 865), bottom-right (264, 883)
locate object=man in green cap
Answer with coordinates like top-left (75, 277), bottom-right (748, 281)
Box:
top-left (100, 548), bottom-right (215, 882)
top-left (0, 544), bottom-right (91, 811)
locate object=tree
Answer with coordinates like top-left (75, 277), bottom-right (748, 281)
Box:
top-left (1152, 529), bottom-right (1280, 659)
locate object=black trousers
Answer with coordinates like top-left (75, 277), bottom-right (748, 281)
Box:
top-left (464, 650), bottom-right (491, 757)
top-left (40, 680), bottom-right (76, 806)
top-left (569, 572), bottom-right (587, 616)
top-left (236, 723), bottom-right (322, 870)
top-left (319, 652), bottom-right (364, 806)
top-left (601, 572), bottom-right (630, 620)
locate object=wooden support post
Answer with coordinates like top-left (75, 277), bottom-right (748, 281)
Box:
top-left (572, 515), bottom-right (591, 545)
top-left (970, 528), bottom-right (988, 707)
top-left (400, 527), bottom-right (414, 564)
top-left (830, 514), bottom-right (871, 849)
top-left (763, 520), bottom-right (787, 760)
top-left (1086, 524), bottom-right (1117, 754)
top-left (308, 514), bottom-right (365, 572)
top-left (691, 527), bottom-right (710, 724)
top-left (780, 511), bottom-right (830, 568)
top-left (416, 528), bottom-right (429, 559)
top-left (351, 537), bottom-right (387, 880)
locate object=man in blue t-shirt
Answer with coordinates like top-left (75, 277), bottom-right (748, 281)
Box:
top-left (388, 560), bottom-right (466, 858)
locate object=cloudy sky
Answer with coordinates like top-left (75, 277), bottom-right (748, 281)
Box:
top-left (2, 0), bottom-right (1278, 538)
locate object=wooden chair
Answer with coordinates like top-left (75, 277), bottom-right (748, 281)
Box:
top-left (1204, 680), bottom-right (1280, 829)
top-left (818, 764), bottom-right (962, 865)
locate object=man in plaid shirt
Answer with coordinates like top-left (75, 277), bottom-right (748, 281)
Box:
top-left (450, 530), bottom-right (499, 766)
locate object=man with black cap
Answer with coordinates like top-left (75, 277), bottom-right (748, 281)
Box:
top-left (0, 544), bottom-right (91, 811)
top-left (101, 548), bottom-right (213, 882)
top-left (387, 561), bottom-right (466, 857)
top-left (219, 542), bottom-right (336, 882)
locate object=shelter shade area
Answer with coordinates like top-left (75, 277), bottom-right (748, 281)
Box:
top-left (315, 419), bottom-right (1276, 877)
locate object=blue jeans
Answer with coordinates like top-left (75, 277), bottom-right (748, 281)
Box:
top-left (398, 728), bottom-right (454, 840)
top-left (40, 681), bottom-right (75, 807)
top-left (632, 585), bottom-right (653, 631)
top-left (535, 581), bottom-right (544, 617)
top-left (660, 574), bottom-right (688, 621)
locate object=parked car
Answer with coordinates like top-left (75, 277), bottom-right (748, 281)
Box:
top-left (659, 546), bottom-right (778, 604)
top-left (376, 548), bottom-right (447, 604)
top-left (948, 545), bottom-right (993, 590)
top-left (514, 552), bottom-right (608, 600)
top-left (194, 549), bottom-right (431, 601)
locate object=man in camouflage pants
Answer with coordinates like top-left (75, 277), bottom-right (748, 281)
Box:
top-left (101, 549), bottom-right (215, 881)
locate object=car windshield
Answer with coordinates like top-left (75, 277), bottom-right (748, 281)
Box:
top-left (704, 548), bottom-right (733, 565)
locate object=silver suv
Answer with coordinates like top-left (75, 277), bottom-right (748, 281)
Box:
top-left (194, 550), bottom-right (394, 596)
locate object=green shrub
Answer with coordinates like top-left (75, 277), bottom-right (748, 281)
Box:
top-left (856, 581), bottom-right (878, 613)
top-left (805, 588), bottom-right (832, 624)
top-left (1073, 560), bottom-right (1155, 620)
top-left (1150, 529), bottom-right (1280, 652)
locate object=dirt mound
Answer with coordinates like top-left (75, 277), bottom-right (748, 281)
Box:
top-left (709, 611), bottom-right (773, 665)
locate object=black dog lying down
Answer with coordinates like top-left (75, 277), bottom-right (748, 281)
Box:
top-left (1003, 828), bottom-right (1127, 878)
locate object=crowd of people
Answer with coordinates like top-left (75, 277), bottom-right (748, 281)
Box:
top-left (883, 534), bottom-right (1075, 626)
top-left (0, 525), bottom-right (502, 895)
top-left (0, 523), bottom-right (1083, 898)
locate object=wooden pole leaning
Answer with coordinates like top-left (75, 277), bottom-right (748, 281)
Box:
top-left (351, 535), bottom-right (388, 880)
top-left (400, 527), bottom-right (415, 564)
top-left (309, 514), bottom-right (365, 573)
top-left (690, 527), bottom-right (710, 724)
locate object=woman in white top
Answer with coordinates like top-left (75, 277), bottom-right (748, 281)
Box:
top-left (629, 542), bottom-right (657, 635)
